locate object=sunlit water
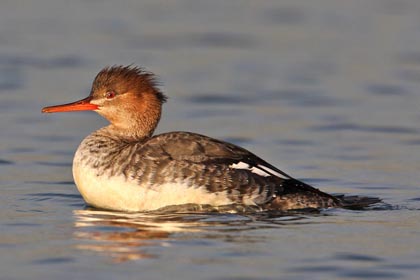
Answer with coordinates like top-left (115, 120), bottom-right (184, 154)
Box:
top-left (1, 1), bottom-right (420, 279)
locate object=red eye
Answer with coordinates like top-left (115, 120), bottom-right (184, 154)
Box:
top-left (105, 91), bottom-right (116, 99)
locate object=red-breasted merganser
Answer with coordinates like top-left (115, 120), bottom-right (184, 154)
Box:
top-left (42, 65), bottom-right (378, 212)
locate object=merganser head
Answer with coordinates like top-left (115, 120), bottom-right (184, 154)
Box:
top-left (42, 65), bottom-right (167, 138)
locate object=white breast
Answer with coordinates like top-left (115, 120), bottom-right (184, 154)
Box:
top-left (72, 156), bottom-right (235, 212)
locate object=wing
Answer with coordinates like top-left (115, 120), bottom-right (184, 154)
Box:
top-left (146, 131), bottom-right (294, 180)
top-left (127, 132), bottom-right (285, 204)
top-left (131, 131), bottom-right (338, 208)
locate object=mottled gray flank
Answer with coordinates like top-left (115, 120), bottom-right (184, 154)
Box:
top-left (77, 128), bottom-right (340, 210)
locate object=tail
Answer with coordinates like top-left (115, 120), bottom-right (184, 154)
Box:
top-left (334, 194), bottom-right (382, 210)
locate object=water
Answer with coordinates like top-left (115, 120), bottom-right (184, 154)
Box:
top-left (1, 0), bottom-right (420, 279)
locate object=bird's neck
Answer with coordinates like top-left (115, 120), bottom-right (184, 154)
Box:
top-left (101, 106), bottom-right (162, 142)
top-left (97, 124), bottom-right (152, 143)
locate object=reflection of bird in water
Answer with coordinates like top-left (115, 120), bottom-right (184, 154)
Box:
top-left (73, 208), bottom-right (307, 263)
top-left (73, 209), bottom-right (199, 262)
top-left (73, 207), bottom-right (326, 263)
top-left (43, 66), bottom-right (380, 212)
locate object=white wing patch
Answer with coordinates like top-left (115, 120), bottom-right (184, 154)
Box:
top-left (229, 161), bottom-right (288, 179)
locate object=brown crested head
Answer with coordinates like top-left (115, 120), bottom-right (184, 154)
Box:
top-left (89, 65), bottom-right (168, 138)
top-left (42, 65), bottom-right (168, 139)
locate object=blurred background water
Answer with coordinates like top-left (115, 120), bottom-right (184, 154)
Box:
top-left (1, 0), bottom-right (420, 279)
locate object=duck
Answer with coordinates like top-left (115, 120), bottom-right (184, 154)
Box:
top-left (42, 65), bottom-right (378, 212)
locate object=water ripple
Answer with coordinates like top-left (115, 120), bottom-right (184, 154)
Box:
top-left (289, 252), bottom-right (407, 279)
top-left (127, 32), bottom-right (257, 50)
top-left (310, 123), bottom-right (418, 134)
top-left (365, 84), bottom-right (408, 96)
top-left (263, 89), bottom-right (349, 107)
top-left (186, 93), bottom-right (253, 105)
top-left (0, 54), bottom-right (86, 68)
top-left (35, 161), bottom-right (72, 167)
top-left (0, 66), bottom-right (23, 90)
top-left (263, 6), bottom-right (305, 25)
top-left (188, 32), bottom-right (257, 49)
top-left (32, 257), bottom-right (75, 265)
top-left (335, 252), bottom-right (383, 262)
top-left (0, 159), bottom-right (14, 165)
top-left (25, 192), bottom-right (81, 200)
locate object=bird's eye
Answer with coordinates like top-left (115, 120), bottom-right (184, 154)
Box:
top-left (105, 91), bottom-right (116, 99)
